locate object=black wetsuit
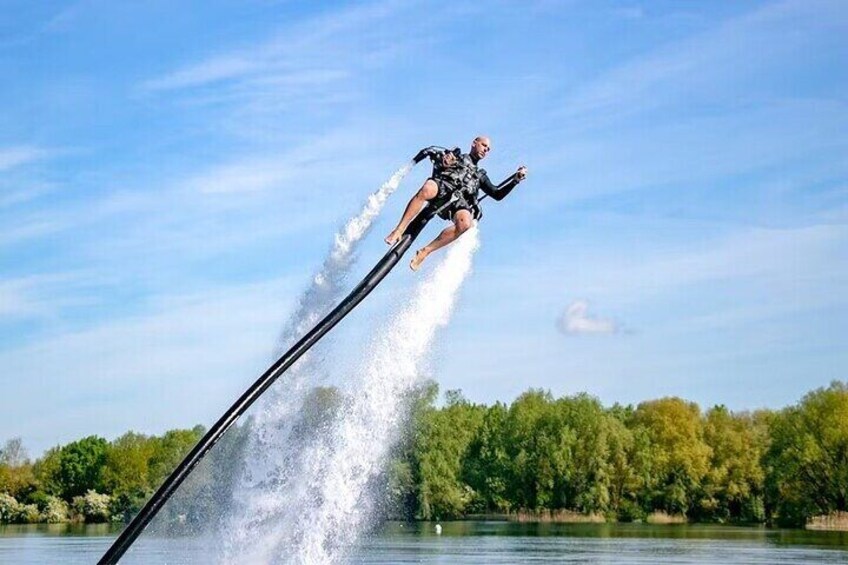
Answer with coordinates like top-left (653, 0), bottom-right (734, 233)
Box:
top-left (413, 146), bottom-right (522, 221)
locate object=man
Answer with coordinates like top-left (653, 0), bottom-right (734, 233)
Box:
top-left (385, 136), bottom-right (528, 270)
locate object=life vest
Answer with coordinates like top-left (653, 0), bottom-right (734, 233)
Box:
top-left (433, 152), bottom-right (485, 207)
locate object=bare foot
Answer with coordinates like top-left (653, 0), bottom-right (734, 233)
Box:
top-left (385, 229), bottom-right (402, 245)
top-left (410, 248), bottom-right (428, 271)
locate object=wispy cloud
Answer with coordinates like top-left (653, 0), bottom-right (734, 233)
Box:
top-left (508, 223), bottom-right (848, 311)
top-left (0, 272), bottom-right (97, 322)
top-left (0, 182), bottom-right (56, 209)
top-left (0, 216), bottom-right (64, 247)
top-left (131, 0), bottom-right (437, 150)
top-left (557, 299), bottom-right (620, 335)
top-left (141, 0), bottom-right (415, 96)
top-left (560, 0), bottom-right (847, 121)
top-left (0, 279), bottom-right (43, 320)
top-left (527, 96), bottom-right (848, 215)
top-left (182, 158), bottom-right (295, 195)
top-left (142, 56), bottom-right (264, 92)
top-left (0, 146), bottom-right (45, 172)
top-left (42, 0), bottom-right (91, 33)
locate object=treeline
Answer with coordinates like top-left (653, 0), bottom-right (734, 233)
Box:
top-left (1, 382), bottom-right (846, 528)
top-left (390, 381), bottom-right (848, 527)
top-left (0, 427), bottom-right (207, 524)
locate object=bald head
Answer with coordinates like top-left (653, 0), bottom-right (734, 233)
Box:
top-left (470, 136), bottom-right (491, 162)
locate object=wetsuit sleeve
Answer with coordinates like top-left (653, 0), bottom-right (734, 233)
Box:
top-left (413, 146), bottom-right (447, 164)
top-left (479, 170), bottom-right (522, 201)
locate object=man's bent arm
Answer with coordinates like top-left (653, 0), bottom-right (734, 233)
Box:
top-left (479, 171), bottom-right (521, 201)
top-left (413, 146), bottom-right (448, 164)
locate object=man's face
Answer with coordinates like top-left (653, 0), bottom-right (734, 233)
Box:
top-left (471, 137), bottom-right (491, 160)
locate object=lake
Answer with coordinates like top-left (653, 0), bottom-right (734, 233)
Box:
top-left (1, 521), bottom-right (847, 564)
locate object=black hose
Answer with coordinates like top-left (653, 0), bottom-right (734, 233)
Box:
top-left (97, 204), bottom-right (439, 564)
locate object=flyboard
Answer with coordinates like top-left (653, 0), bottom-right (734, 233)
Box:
top-left (98, 192), bottom-right (467, 564)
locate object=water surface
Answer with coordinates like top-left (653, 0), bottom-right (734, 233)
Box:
top-left (1, 521), bottom-right (847, 564)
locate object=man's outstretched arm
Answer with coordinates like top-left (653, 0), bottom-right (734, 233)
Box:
top-left (479, 166), bottom-right (528, 201)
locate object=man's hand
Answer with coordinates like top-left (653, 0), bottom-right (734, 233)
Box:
top-left (516, 165), bottom-right (528, 181)
top-left (442, 151), bottom-right (458, 167)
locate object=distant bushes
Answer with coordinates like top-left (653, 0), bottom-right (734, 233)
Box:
top-left (39, 495), bottom-right (70, 523)
top-left (2, 381), bottom-right (847, 528)
top-left (0, 492), bottom-right (59, 524)
top-left (390, 380), bottom-right (848, 528)
top-left (73, 490), bottom-right (111, 523)
top-left (0, 427), bottom-right (204, 524)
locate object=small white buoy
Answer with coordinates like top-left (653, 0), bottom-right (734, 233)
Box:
top-left (435, 523), bottom-right (442, 535)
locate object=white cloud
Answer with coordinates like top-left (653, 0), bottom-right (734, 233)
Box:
top-left (140, 0), bottom-right (413, 96)
top-left (0, 273), bottom-right (96, 321)
top-left (0, 182), bottom-right (56, 209)
top-left (0, 146), bottom-right (45, 172)
top-left (142, 56), bottom-right (263, 91)
top-left (557, 299), bottom-right (620, 335)
top-left (560, 0), bottom-right (847, 120)
top-left (0, 216), bottom-right (64, 247)
top-left (0, 279), bottom-right (41, 319)
top-left (183, 158), bottom-right (295, 195)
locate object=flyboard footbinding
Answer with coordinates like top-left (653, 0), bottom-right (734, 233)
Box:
top-left (97, 198), bottom-right (452, 565)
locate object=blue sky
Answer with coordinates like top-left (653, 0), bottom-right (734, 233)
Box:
top-left (1, 0), bottom-right (846, 456)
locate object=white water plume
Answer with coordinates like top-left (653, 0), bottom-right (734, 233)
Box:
top-left (280, 161), bottom-right (413, 347)
top-left (224, 226), bottom-right (480, 564)
top-left (222, 163), bottom-right (412, 539)
top-left (250, 162), bottom-right (412, 432)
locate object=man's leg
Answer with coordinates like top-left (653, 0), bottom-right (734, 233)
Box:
top-left (410, 209), bottom-right (473, 271)
top-left (385, 180), bottom-right (439, 245)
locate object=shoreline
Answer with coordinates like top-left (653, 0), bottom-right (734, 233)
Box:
top-left (418, 511), bottom-right (848, 532)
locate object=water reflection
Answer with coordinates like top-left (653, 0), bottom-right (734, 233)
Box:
top-left (2, 521), bottom-right (847, 564)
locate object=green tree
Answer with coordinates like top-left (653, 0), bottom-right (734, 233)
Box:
top-left (32, 447), bottom-right (63, 497)
top-left (56, 436), bottom-right (109, 501)
top-left (630, 397), bottom-right (710, 515)
top-left (605, 404), bottom-right (649, 521)
top-left (555, 394), bottom-right (619, 514)
top-left (765, 381), bottom-right (848, 526)
top-left (697, 406), bottom-right (766, 522)
top-left (389, 381), bottom-right (439, 520)
top-left (0, 438), bottom-right (36, 500)
top-left (463, 402), bottom-right (511, 512)
top-left (413, 390), bottom-right (484, 519)
top-left (148, 427), bottom-right (204, 488)
top-left (500, 390), bottom-right (573, 511)
top-left (103, 432), bottom-right (156, 519)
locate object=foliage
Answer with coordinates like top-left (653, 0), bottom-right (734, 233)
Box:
top-left (413, 389), bottom-right (485, 519)
top-left (0, 438), bottom-right (37, 500)
top-left (2, 382), bottom-right (847, 526)
top-left (32, 447), bottom-right (62, 496)
top-left (697, 406), bottom-right (766, 522)
top-left (72, 490), bottom-right (111, 523)
top-left (102, 432), bottom-right (155, 521)
top-left (764, 382), bottom-right (848, 526)
top-left (39, 495), bottom-right (70, 523)
top-left (398, 386), bottom-right (786, 524)
top-left (464, 402), bottom-right (511, 512)
top-left (0, 493), bottom-right (40, 523)
top-left (149, 427), bottom-right (204, 489)
top-left (631, 397), bottom-right (711, 515)
top-left (56, 436), bottom-right (109, 501)
top-left (0, 426), bottom-right (209, 523)
top-left (0, 493), bottom-right (21, 523)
